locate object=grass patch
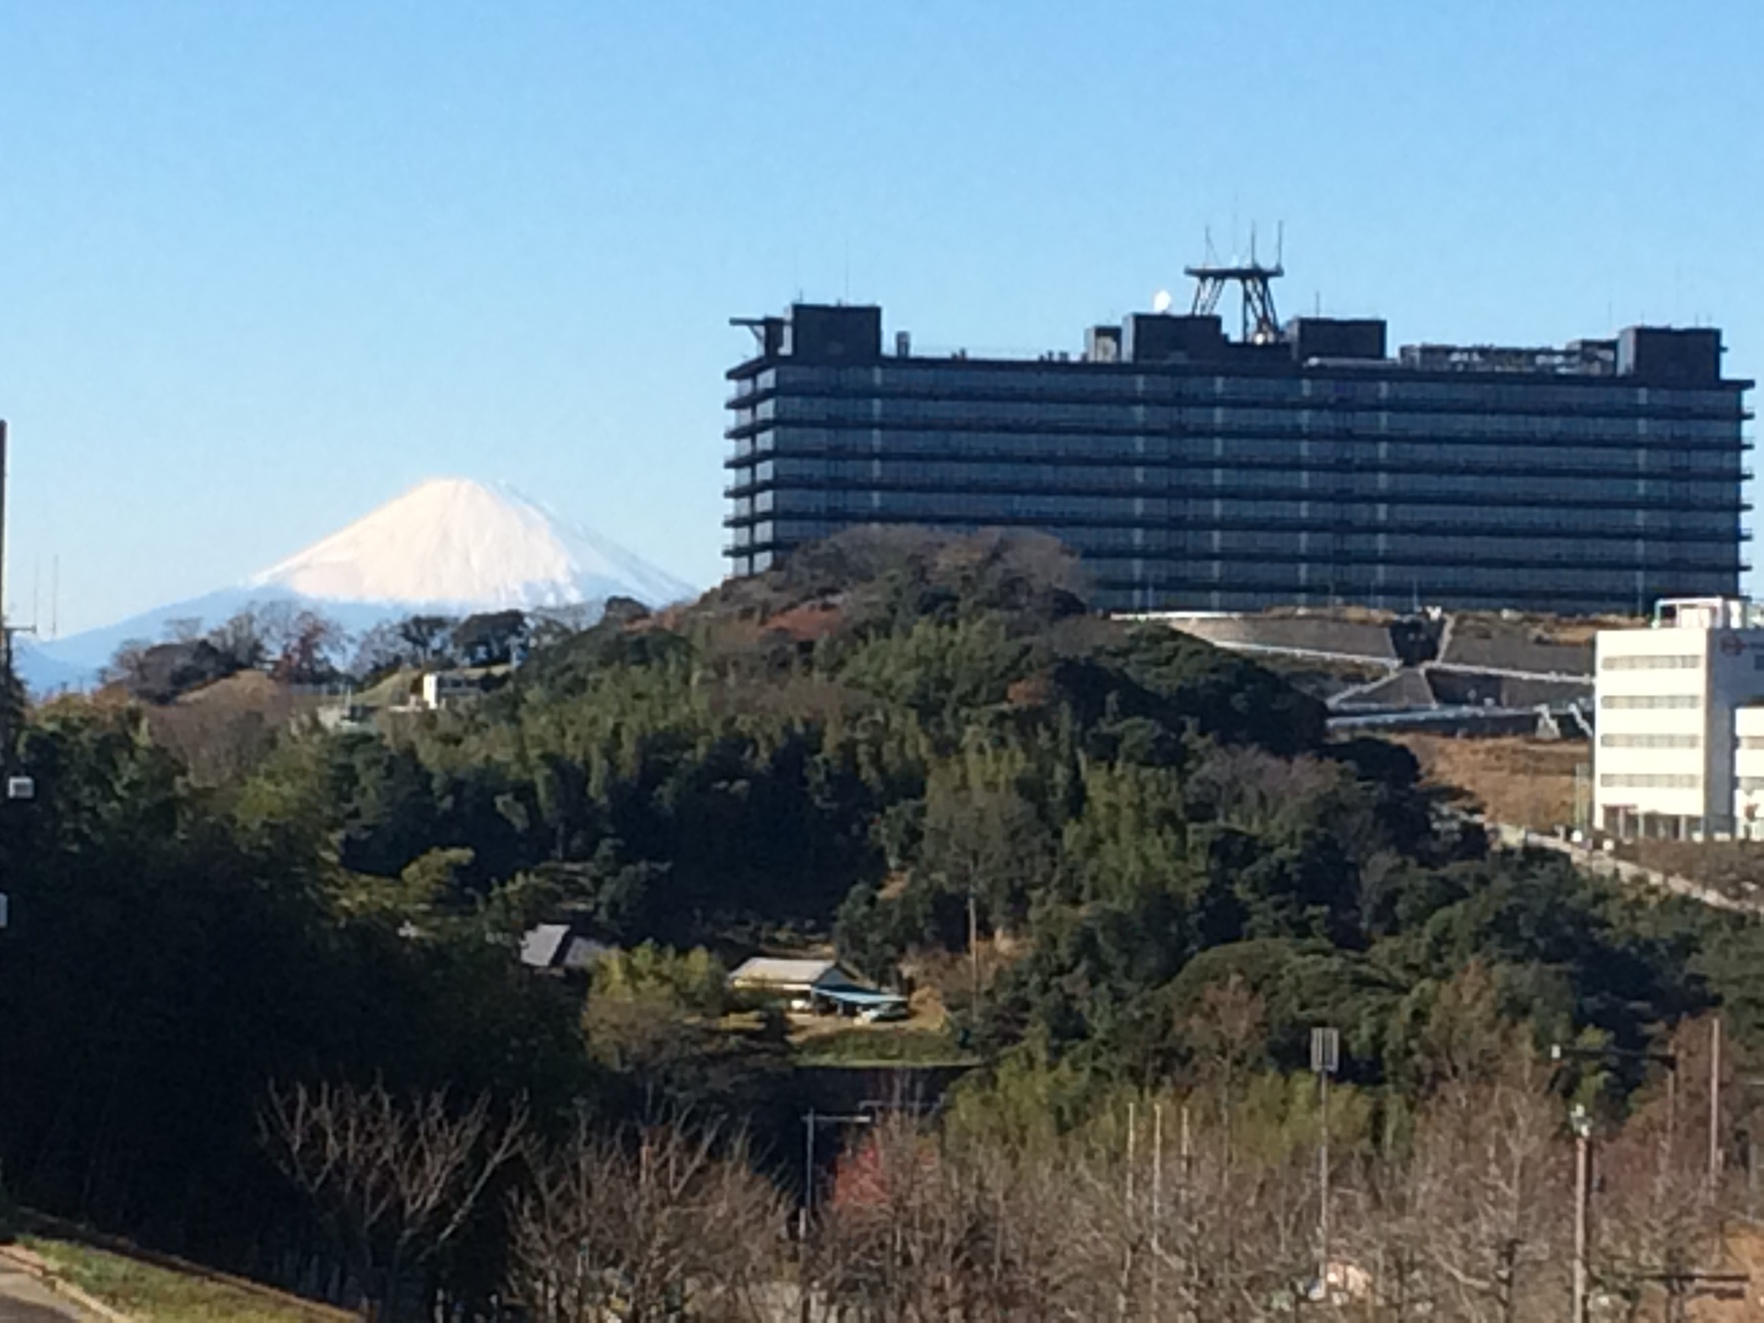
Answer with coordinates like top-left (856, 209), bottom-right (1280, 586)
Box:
top-left (1393, 733), bottom-right (1584, 832)
top-left (24, 1235), bottom-right (339, 1322)
top-left (793, 1026), bottom-right (978, 1067)
top-left (1616, 838), bottom-right (1764, 902)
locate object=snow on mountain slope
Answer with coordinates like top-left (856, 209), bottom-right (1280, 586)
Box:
top-left (248, 478), bottom-right (693, 609)
top-left (20, 478), bottom-right (696, 690)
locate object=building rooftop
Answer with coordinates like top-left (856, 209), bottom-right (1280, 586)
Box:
top-left (733, 292), bottom-right (1741, 388)
top-left (518, 922), bottom-right (614, 973)
top-left (1650, 598), bottom-right (1764, 630)
top-left (728, 956), bottom-right (837, 988)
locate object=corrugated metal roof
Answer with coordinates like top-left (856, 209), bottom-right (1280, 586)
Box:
top-left (730, 957), bottom-right (836, 988)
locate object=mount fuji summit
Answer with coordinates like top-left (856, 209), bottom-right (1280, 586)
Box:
top-left (20, 478), bottom-right (696, 691)
top-left (248, 478), bottom-right (691, 610)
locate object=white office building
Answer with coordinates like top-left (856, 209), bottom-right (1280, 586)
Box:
top-left (1595, 597), bottom-right (1764, 839)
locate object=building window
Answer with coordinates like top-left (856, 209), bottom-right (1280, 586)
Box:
top-left (1600, 694), bottom-right (1701, 710)
top-left (1599, 773), bottom-right (1701, 788)
top-left (1599, 733), bottom-right (1701, 749)
top-left (1600, 654), bottom-right (1702, 671)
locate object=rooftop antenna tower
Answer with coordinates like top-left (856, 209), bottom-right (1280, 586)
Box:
top-left (1186, 221), bottom-right (1285, 345)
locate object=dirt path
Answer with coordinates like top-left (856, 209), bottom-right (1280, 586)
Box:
top-left (0, 1260), bottom-right (84, 1321)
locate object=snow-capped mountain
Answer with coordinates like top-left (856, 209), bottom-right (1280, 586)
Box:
top-left (18, 478), bottom-right (696, 691)
top-left (248, 478), bottom-right (690, 609)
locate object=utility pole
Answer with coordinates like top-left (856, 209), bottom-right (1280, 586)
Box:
top-left (967, 890), bottom-right (980, 1016)
top-left (801, 1107), bottom-right (815, 1241)
top-left (1666, 1060), bottom-right (1678, 1194)
top-left (1496, 1237), bottom-right (1518, 1323)
top-left (1572, 1105), bottom-right (1593, 1323)
top-left (1311, 1026), bottom-right (1340, 1299)
top-left (1180, 1101), bottom-right (1193, 1183)
top-left (1151, 1102), bottom-right (1164, 1322)
top-left (1125, 1100), bottom-right (1136, 1208)
top-left (1118, 1101), bottom-right (1136, 1321)
top-left (1708, 1017), bottom-right (1723, 1201)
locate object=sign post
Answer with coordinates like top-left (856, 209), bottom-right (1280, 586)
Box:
top-left (1311, 1026), bottom-right (1340, 1300)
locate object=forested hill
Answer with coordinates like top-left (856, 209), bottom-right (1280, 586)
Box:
top-left (4, 527), bottom-right (1764, 1289)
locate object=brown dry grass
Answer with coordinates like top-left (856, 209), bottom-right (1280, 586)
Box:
top-left (1392, 733), bottom-right (1586, 832)
top-left (1616, 838), bottom-right (1764, 902)
top-left (143, 672), bottom-right (330, 785)
top-left (1686, 1224), bottom-right (1764, 1322)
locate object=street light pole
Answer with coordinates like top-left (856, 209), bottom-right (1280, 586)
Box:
top-left (1320, 1068), bottom-right (1331, 1288)
top-left (1311, 1026), bottom-right (1340, 1298)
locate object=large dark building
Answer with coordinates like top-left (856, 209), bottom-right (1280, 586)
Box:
top-left (724, 273), bottom-right (1751, 614)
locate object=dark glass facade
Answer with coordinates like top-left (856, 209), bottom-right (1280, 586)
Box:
top-left (724, 305), bottom-right (1752, 614)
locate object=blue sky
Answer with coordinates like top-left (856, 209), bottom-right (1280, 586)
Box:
top-left (2, 1), bottom-right (1759, 634)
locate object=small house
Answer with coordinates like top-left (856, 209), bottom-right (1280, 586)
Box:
top-left (519, 922), bottom-right (614, 976)
top-left (729, 956), bottom-right (907, 1018)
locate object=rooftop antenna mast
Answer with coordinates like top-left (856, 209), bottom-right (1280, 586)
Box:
top-left (1186, 222), bottom-right (1286, 345)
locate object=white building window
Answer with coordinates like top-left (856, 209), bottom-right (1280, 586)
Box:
top-left (1599, 733), bottom-right (1701, 748)
top-left (1600, 695), bottom-right (1701, 710)
top-left (1599, 773), bottom-right (1701, 789)
top-left (1600, 654), bottom-right (1702, 671)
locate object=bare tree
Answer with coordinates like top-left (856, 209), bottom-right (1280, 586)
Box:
top-left (260, 1080), bottom-right (527, 1320)
top-left (1183, 974), bottom-right (1266, 1164)
top-left (787, 1068), bottom-right (1763, 1323)
top-left (507, 1115), bottom-right (786, 1322)
top-left (1391, 1055), bottom-right (1568, 1323)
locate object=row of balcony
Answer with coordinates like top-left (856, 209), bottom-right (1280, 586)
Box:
top-left (723, 380), bottom-right (1753, 422)
top-left (721, 475), bottom-right (1752, 516)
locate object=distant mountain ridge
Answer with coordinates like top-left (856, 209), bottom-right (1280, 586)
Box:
top-left (19, 478), bottom-right (695, 691)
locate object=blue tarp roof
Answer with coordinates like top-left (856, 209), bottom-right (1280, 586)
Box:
top-left (815, 986), bottom-right (908, 1007)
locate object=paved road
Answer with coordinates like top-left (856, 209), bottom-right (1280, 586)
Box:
top-left (0, 1260), bottom-right (83, 1321)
